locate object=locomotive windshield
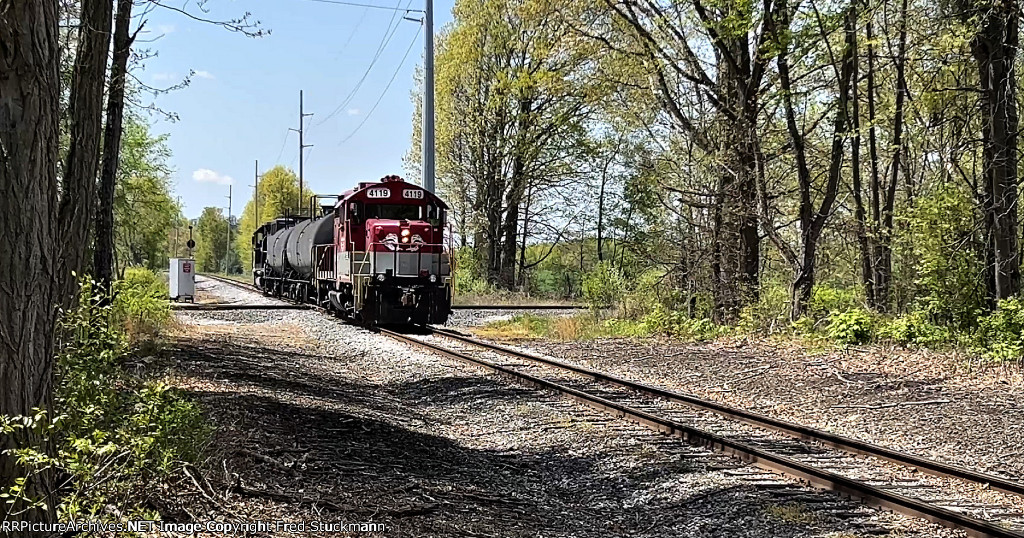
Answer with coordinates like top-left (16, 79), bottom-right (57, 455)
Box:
top-left (366, 204), bottom-right (421, 220)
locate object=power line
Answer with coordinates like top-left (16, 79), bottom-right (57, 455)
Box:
top-left (337, 6), bottom-right (369, 56)
top-left (317, 0), bottom-right (413, 126)
top-left (295, 0), bottom-right (422, 13)
top-left (339, 25), bottom-right (422, 145)
top-left (274, 130), bottom-right (291, 163)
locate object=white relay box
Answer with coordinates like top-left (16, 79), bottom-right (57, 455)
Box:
top-left (169, 258), bottom-right (196, 302)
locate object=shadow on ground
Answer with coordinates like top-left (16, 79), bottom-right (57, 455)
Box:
top-left (158, 335), bottom-right (908, 537)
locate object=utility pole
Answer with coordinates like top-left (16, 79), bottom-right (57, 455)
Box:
top-left (253, 160), bottom-right (260, 226)
top-left (422, 0), bottom-right (435, 193)
top-left (225, 184), bottom-right (232, 273)
top-left (173, 195), bottom-right (181, 257)
top-left (290, 90), bottom-right (314, 217)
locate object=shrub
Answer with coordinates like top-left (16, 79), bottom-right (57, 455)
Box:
top-left (809, 285), bottom-right (861, 317)
top-left (641, 306), bottom-right (724, 340)
top-left (826, 310), bottom-right (874, 344)
top-left (112, 267), bottom-right (173, 345)
top-left (877, 311), bottom-right (951, 346)
top-left (3, 275), bottom-right (207, 522)
top-left (582, 262), bottom-right (626, 309)
top-left (972, 298), bottom-right (1024, 361)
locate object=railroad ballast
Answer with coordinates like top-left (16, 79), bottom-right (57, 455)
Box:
top-left (252, 175), bottom-right (452, 325)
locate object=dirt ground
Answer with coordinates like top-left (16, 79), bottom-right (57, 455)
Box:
top-left (508, 335), bottom-right (1024, 478)
top-left (153, 304), bottom-right (966, 537)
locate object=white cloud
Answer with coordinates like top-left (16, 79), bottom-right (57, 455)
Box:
top-left (157, 24), bottom-right (176, 35)
top-left (192, 169), bottom-right (233, 185)
top-left (347, 108), bottom-right (361, 116)
top-left (193, 70), bottom-right (215, 80)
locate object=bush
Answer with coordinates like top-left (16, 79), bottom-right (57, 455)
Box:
top-left (3, 275), bottom-right (207, 522)
top-left (641, 306), bottom-right (725, 340)
top-left (877, 311), bottom-right (951, 346)
top-left (582, 262), bottom-right (625, 309)
top-left (112, 267), bottom-right (173, 345)
top-left (825, 310), bottom-right (874, 344)
top-left (810, 285), bottom-right (861, 317)
top-left (972, 298), bottom-right (1024, 361)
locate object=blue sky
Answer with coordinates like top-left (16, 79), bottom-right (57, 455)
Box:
top-left (140, 0), bottom-right (455, 219)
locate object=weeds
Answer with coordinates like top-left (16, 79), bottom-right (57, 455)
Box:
top-left (2, 269), bottom-right (208, 523)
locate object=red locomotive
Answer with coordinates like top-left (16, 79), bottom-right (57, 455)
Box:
top-left (252, 175), bottom-right (452, 325)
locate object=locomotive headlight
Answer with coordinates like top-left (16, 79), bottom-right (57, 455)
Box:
top-left (429, 274), bottom-right (438, 283)
top-left (401, 229), bottom-right (411, 237)
top-left (377, 274), bottom-right (386, 282)
top-left (401, 237), bottom-right (409, 243)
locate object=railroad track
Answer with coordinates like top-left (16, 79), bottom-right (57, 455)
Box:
top-left (451, 304), bottom-right (589, 310)
top-left (197, 273), bottom-right (1024, 537)
top-left (200, 272), bottom-right (589, 309)
top-left (383, 327), bottom-right (1024, 538)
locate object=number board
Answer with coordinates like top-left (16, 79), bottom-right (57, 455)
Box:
top-left (366, 188), bottom-right (390, 199)
top-left (403, 189), bottom-right (424, 200)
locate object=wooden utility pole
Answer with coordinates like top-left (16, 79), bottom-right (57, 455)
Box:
top-left (290, 90), bottom-right (313, 217)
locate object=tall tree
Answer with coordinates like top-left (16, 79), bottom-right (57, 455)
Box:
top-left (758, 0), bottom-right (856, 320)
top-left (0, 2), bottom-right (63, 526)
top-left (95, 0), bottom-right (140, 295)
top-left (59, 0), bottom-right (113, 297)
top-left (600, 0), bottom-right (789, 320)
top-left (235, 165), bottom-right (311, 272)
top-left (965, 0), bottom-right (1020, 300)
top-left (195, 207), bottom-right (231, 273)
top-left (1, 0), bottom-right (112, 528)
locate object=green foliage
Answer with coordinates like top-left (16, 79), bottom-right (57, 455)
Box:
top-left (194, 207), bottom-right (232, 273)
top-left (235, 165), bottom-right (313, 273)
top-left (112, 267), bottom-right (173, 346)
top-left (3, 276), bottom-right (207, 521)
top-left (972, 298), bottom-right (1024, 361)
top-left (641, 306), bottom-right (726, 340)
top-left (898, 184), bottom-right (986, 327)
top-left (825, 310), bottom-right (875, 344)
top-left (114, 117), bottom-right (183, 271)
top-left (582, 261), bottom-right (625, 308)
top-left (478, 312), bottom-right (652, 340)
top-left (876, 311), bottom-right (951, 346)
top-left (809, 285), bottom-right (861, 317)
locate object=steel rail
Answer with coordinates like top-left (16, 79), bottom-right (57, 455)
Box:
top-left (451, 304), bottom-right (590, 310)
top-left (380, 328), bottom-right (1023, 538)
top-left (429, 326), bottom-right (1024, 498)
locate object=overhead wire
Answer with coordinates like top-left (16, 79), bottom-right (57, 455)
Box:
top-left (294, 0), bottom-right (422, 13)
top-left (316, 0), bottom-right (414, 126)
top-left (336, 6), bottom-right (369, 57)
top-left (274, 130), bottom-right (291, 164)
top-left (338, 24), bottom-right (422, 145)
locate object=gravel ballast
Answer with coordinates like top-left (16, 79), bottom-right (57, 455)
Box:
top-left (163, 278), bottom-right (972, 537)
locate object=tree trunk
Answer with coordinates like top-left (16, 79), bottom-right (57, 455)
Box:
top-left (0, 0), bottom-right (62, 529)
top-left (59, 0), bottom-right (112, 299)
top-left (94, 0), bottom-right (136, 297)
top-left (972, 0), bottom-right (1020, 301)
top-left (850, 5), bottom-right (874, 307)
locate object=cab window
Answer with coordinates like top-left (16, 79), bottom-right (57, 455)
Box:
top-left (366, 204), bottom-right (421, 220)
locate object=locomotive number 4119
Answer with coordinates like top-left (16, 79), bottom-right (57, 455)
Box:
top-left (403, 189), bottom-right (424, 199)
